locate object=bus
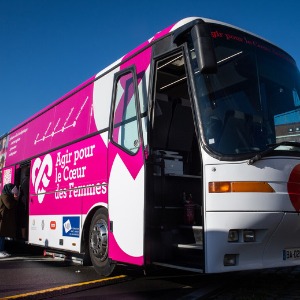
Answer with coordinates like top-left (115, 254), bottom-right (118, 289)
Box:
top-left (1, 17), bottom-right (300, 276)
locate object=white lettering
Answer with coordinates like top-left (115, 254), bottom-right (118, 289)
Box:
top-left (55, 150), bottom-right (72, 168)
top-left (55, 184), bottom-right (67, 199)
top-left (73, 144), bottom-right (96, 165)
top-left (63, 165), bottom-right (87, 181)
top-left (68, 181), bottom-right (107, 198)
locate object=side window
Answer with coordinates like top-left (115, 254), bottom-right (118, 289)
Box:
top-left (112, 71), bottom-right (139, 154)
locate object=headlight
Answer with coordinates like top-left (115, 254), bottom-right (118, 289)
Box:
top-left (243, 230), bottom-right (255, 242)
top-left (228, 229), bottom-right (239, 242)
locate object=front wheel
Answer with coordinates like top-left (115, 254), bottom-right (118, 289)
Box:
top-left (89, 208), bottom-right (115, 276)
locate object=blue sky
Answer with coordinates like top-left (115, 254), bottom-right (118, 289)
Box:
top-left (0, 0), bottom-right (299, 135)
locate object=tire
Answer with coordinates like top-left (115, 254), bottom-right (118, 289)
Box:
top-left (89, 208), bottom-right (115, 276)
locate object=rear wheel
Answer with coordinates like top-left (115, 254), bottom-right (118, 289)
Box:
top-left (89, 208), bottom-right (115, 276)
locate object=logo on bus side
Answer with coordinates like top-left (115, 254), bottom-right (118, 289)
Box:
top-left (32, 154), bottom-right (53, 204)
top-left (288, 164), bottom-right (300, 212)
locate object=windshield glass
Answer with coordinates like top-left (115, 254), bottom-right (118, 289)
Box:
top-left (189, 23), bottom-right (300, 158)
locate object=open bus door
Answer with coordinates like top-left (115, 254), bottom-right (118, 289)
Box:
top-left (147, 49), bottom-right (204, 272)
top-left (1, 163), bottom-right (30, 241)
top-left (15, 164), bottom-right (30, 241)
top-left (107, 68), bottom-right (145, 266)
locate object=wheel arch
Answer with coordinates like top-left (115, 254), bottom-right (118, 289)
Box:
top-left (81, 204), bottom-right (107, 264)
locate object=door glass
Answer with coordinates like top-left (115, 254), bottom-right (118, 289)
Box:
top-left (112, 72), bottom-right (139, 154)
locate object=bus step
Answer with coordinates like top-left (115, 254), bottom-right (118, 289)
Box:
top-left (178, 225), bottom-right (203, 243)
top-left (153, 261), bottom-right (203, 273)
top-left (43, 250), bottom-right (83, 265)
top-left (174, 242), bottom-right (203, 250)
top-left (173, 241), bottom-right (204, 265)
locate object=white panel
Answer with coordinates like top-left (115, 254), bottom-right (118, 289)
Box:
top-left (28, 215), bottom-right (81, 252)
top-left (205, 211), bottom-right (283, 273)
top-left (204, 158), bottom-right (298, 212)
top-left (109, 154), bottom-right (144, 257)
top-left (93, 70), bottom-right (116, 134)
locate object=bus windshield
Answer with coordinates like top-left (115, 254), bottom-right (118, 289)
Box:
top-left (190, 23), bottom-right (300, 158)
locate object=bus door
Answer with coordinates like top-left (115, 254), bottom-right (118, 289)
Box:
top-left (1, 163), bottom-right (29, 240)
top-left (108, 67), bottom-right (145, 266)
top-left (15, 164), bottom-right (30, 240)
top-left (148, 50), bottom-right (204, 271)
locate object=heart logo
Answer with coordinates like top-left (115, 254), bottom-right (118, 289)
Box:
top-left (287, 164), bottom-right (300, 212)
top-left (31, 154), bottom-right (53, 204)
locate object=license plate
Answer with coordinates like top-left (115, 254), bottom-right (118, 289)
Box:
top-left (283, 248), bottom-right (300, 260)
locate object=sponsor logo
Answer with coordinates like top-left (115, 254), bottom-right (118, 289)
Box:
top-left (62, 216), bottom-right (80, 238)
top-left (50, 221), bottom-right (56, 230)
top-left (32, 154), bottom-right (53, 203)
top-left (31, 219), bottom-right (37, 230)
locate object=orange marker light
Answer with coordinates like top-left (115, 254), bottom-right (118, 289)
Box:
top-left (209, 181), bottom-right (274, 193)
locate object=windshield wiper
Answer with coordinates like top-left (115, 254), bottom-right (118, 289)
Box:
top-left (248, 141), bottom-right (300, 165)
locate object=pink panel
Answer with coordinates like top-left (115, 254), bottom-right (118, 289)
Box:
top-left (109, 232), bottom-right (143, 266)
top-left (29, 134), bottom-right (108, 215)
top-left (6, 81), bottom-right (96, 166)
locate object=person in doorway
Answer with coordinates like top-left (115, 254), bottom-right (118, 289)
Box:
top-left (18, 167), bottom-right (30, 240)
top-left (0, 183), bottom-right (19, 258)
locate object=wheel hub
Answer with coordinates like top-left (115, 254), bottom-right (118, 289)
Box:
top-left (90, 220), bottom-right (108, 262)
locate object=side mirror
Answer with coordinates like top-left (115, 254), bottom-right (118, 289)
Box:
top-left (173, 19), bottom-right (217, 73)
top-left (191, 22), bottom-right (217, 74)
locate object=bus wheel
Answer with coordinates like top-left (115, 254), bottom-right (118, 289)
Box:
top-left (89, 208), bottom-right (115, 276)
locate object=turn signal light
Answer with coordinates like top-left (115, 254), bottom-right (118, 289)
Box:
top-left (209, 181), bottom-right (274, 193)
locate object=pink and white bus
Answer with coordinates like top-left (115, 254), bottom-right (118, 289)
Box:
top-left (1, 17), bottom-right (300, 276)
